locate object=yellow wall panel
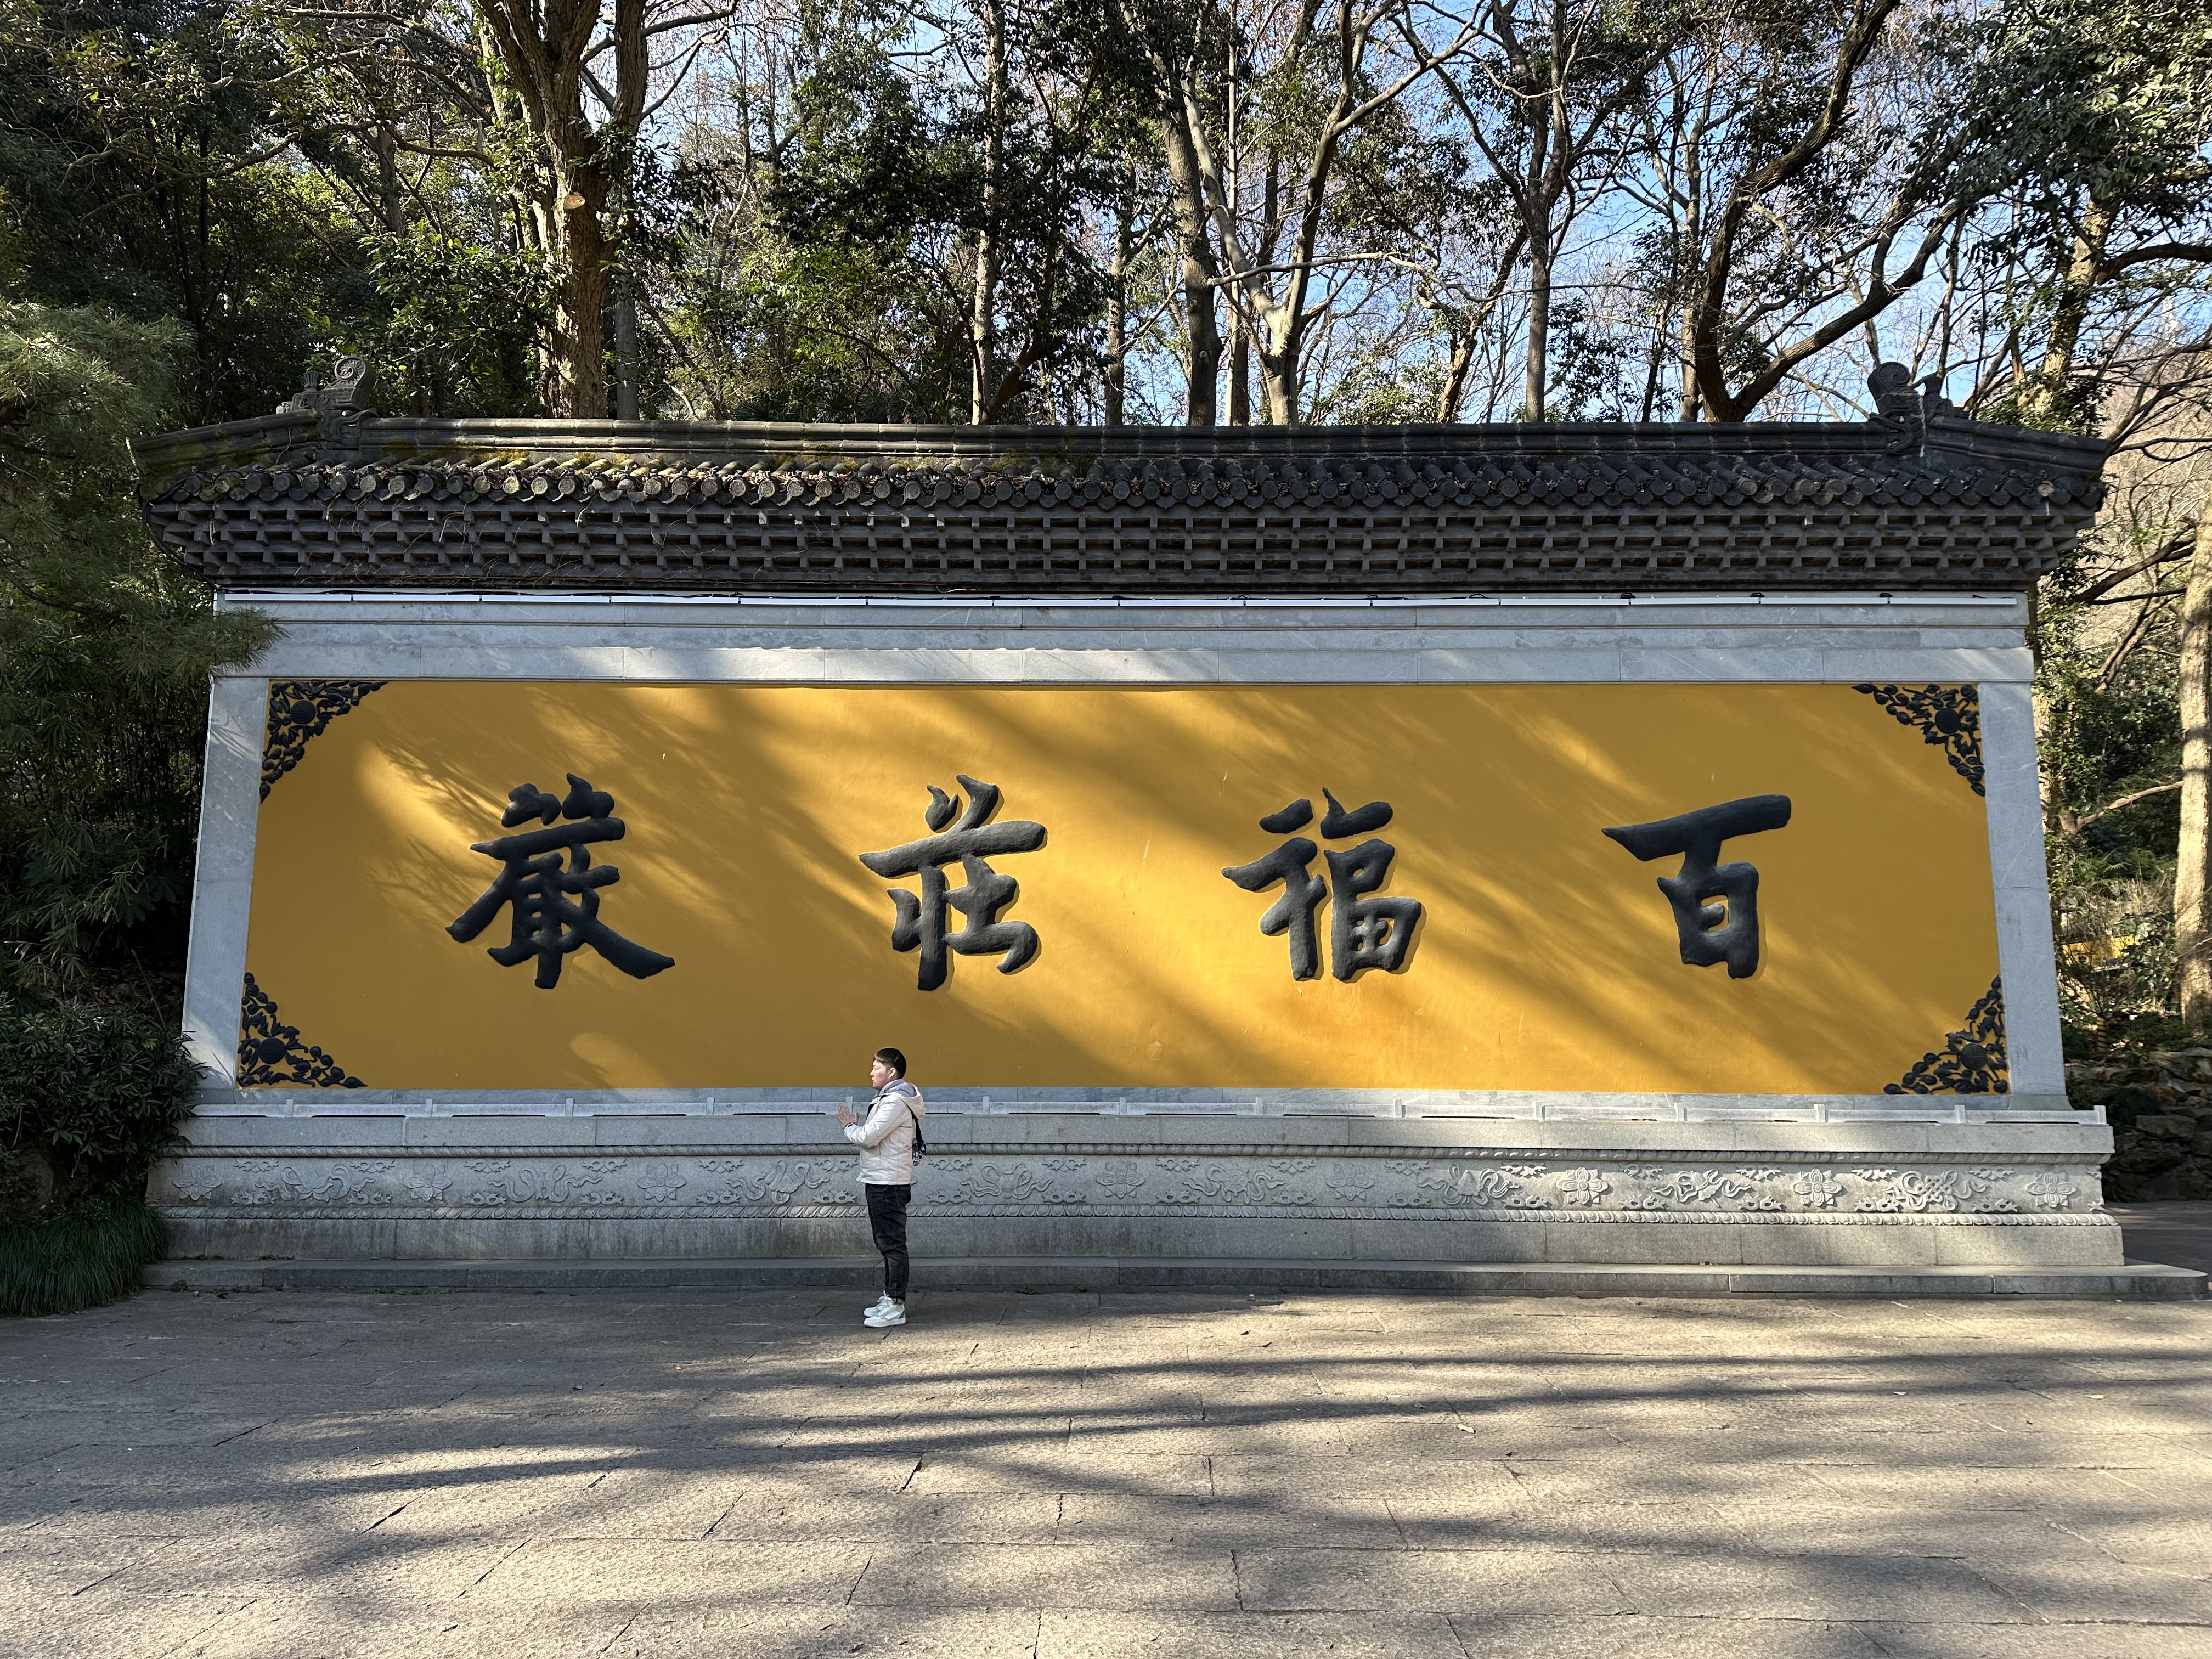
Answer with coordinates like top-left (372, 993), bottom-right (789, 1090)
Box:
top-left (242, 681), bottom-right (1997, 1093)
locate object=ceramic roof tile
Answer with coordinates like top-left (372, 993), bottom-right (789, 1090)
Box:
top-left (131, 411), bottom-right (2108, 596)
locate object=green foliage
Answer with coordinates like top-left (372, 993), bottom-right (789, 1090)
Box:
top-left (0, 225), bottom-right (253, 1314)
top-left (0, 0), bottom-right (351, 425)
top-left (354, 225), bottom-right (551, 417)
top-left (0, 993), bottom-right (201, 1203)
top-left (1, 289), bottom-right (275, 996)
top-left (1979, 0), bottom-right (2212, 248)
top-left (662, 146), bottom-right (971, 422)
top-left (0, 991), bottom-right (195, 1314)
top-left (0, 1194), bottom-right (169, 1316)
top-left (0, 278), bottom-right (227, 1316)
top-left (2036, 582), bottom-right (2189, 1051)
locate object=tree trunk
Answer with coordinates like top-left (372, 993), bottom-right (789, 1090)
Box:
top-left (373, 123), bottom-right (405, 234)
top-left (551, 161), bottom-right (611, 418)
top-left (969, 0), bottom-right (1008, 422)
top-left (2175, 516), bottom-right (2212, 1031)
top-left (1228, 310), bottom-right (1251, 424)
top-left (1524, 230), bottom-right (1550, 422)
top-left (1676, 111), bottom-right (1703, 422)
top-left (1257, 327), bottom-right (1300, 425)
top-left (613, 269), bottom-right (640, 421)
top-left (1161, 106), bottom-right (1221, 427)
top-left (1105, 185), bottom-right (1130, 427)
top-left (1677, 301), bottom-right (1701, 421)
top-left (1437, 328), bottom-right (1478, 422)
top-left (2030, 194), bottom-right (2111, 422)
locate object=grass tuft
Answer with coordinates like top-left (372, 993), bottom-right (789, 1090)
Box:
top-left (0, 1197), bottom-right (169, 1317)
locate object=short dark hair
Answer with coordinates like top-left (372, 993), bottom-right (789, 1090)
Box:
top-left (874, 1047), bottom-right (908, 1078)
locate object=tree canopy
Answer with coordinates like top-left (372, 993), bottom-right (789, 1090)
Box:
top-left (0, 0), bottom-right (2208, 1047)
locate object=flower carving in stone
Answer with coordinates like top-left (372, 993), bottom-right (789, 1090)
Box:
top-left (1555, 1170), bottom-right (1610, 1208)
top-left (2023, 1172), bottom-right (2080, 1210)
top-left (171, 1169), bottom-right (225, 1203)
top-left (636, 1166), bottom-right (687, 1203)
top-left (1789, 1171), bottom-right (1845, 1210)
top-left (1093, 1168), bottom-right (1146, 1201)
top-left (1323, 1167), bottom-right (1378, 1203)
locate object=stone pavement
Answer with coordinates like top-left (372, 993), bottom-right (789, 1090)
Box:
top-left (3, 1287), bottom-right (2209, 1658)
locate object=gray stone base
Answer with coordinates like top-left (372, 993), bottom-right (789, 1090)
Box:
top-left (143, 1255), bottom-right (2207, 1299)
top-left (153, 1109), bottom-right (2123, 1269)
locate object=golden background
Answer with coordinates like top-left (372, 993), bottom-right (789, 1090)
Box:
top-left (242, 681), bottom-right (1998, 1093)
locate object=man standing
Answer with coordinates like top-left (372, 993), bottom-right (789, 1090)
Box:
top-left (838, 1048), bottom-right (924, 1328)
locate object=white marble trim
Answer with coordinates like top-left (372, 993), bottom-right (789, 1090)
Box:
top-left (1979, 681), bottom-right (2065, 1094)
top-left (211, 593), bottom-right (2037, 684)
top-left (182, 677), bottom-right (267, 1086)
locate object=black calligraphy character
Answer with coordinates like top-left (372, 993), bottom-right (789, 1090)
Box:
top-left (859, 776), bottom-right (1045, 990)
top-left (1224, 789), bottom-right (1424, 981)
top-left (448, 775), bottom-right (676, 990)
top-left (1221, 797), bottom-right (1327, 980)
top-left (1602, 794), bottom-right (1792, 979)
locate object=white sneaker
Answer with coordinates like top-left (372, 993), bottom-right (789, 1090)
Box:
top-left (864, 1301), bottom-right (906, 1328)
top-left (862, 1294), bottom-right (895, 1318)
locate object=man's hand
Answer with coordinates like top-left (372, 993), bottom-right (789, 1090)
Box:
top-left (837, 1101), bottom-right (857, 1128)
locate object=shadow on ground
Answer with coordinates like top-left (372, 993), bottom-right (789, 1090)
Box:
top-left (2, 1285), bottom-right (2209, 1658)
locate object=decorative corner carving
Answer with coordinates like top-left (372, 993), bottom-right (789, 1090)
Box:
top-left (1851, 682), bottom-right (1984, 795)
top-left (236, 971), bottom-right (365, 1089)
top-left (1886, 977), bottom-right (2007, 1096)
top-left (262, 680), bottom-right (387, 799)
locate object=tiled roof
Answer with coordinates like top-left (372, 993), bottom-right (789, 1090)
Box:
top-left (133, 411), bottom-right (2108, 596)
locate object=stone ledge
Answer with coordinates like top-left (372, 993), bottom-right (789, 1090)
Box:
top-left (143, 1255), bottom-right (2208, 1300)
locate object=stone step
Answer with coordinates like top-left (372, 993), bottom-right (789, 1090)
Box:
top-left (144, 1256), bottom-right (2210, 1299)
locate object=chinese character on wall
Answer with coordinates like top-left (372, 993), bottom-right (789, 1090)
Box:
top-left (1222, 791), bottom-right (1425, 981)
top-left (860, 776), bottom-right (1046, 990)
top-left (448, 774), bottom-right (675, 989)
top-left (1602, 794), bottom-right (1792, 978)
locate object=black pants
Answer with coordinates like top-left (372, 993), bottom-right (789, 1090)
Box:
top-left (865, 1182), bottom-right (910, 1300)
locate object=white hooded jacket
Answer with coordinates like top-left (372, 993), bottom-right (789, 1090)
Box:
top-left (844, 1079), bottom-right (926, 1184)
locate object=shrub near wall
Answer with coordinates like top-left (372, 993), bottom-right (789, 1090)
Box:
top-left (0, 996), bottom-right (202, 1316)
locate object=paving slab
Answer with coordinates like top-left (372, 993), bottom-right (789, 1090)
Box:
top-left (1449, 1613), bottom-right (1887, 1657)
top-left (1, 1285), bottom-right (2207, 1656)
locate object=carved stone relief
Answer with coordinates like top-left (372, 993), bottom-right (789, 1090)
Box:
top-left (159, 1150), bottom-right (2102, 1222)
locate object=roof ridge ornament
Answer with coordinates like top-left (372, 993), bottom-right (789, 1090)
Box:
top-left (276, 354), bottom-right (374, 448)
top-left (1868, 361), bottom-right (1960, 454)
